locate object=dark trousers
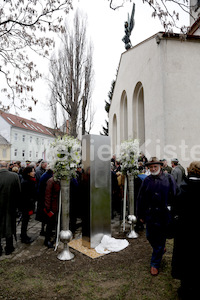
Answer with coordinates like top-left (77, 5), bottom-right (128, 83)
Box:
top-left (146, 223), bottom-right (166, 269)
top-left (21, 212), bottom-right (30, 238)
top-left (45, 214), bottom-right (56, 243)
top-left (0, 236), bottom-right (14, 253)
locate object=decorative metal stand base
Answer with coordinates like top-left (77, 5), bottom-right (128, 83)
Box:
top-left (57, 230), bottom-right (74, 261)
top-left (127, 215), bottom-right (138, 239)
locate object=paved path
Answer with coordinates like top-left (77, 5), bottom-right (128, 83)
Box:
top-left (0, 214), bottom-right (128, 261)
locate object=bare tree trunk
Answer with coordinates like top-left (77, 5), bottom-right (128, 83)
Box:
top-left (47, 10), bottom-right (94, 137)
top-left (49, 94), bottom-right (58, 129)
top-left (82, 96), bottom-right (86, 136)
top-left (82, 44), bottom-right (93, 136)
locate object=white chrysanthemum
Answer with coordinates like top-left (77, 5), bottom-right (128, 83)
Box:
top-left (118, 139), bottom-right (139, 176)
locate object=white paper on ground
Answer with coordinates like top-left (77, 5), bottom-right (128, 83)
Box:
top-left (95, 235), bottom-right (129, 254)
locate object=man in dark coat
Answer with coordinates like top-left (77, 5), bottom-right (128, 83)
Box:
top-left (0, 161), bottom-right (21, 255)
top-left (137, 157), bottom-right (176, 276)
top-left (134, 166), bottom-right (147, 231)
top-left (172, 161), bottom-right (200, 299)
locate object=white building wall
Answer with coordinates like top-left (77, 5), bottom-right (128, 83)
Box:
top-left (0, 116), bottom-right (55, 163)
top-left (161, 38), bottom-right (200, 165)
top-left (10, 127), bottom-right (55, 163)
top-left (109, 33), bottom-right (200, 169)
top-left (109, 35), bottom-right (165, 158)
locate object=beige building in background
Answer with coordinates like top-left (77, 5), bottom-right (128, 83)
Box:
top-left (109, 2), bottom-right (200, 168)
top-left (0, 135), bottom-right (11, 162)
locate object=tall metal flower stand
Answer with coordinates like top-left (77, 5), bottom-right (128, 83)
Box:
top-left (57, 179), bottom-right (74, 261)
top-left (122, 176), bottom-right (127, 232)
top-left (126, 174), bottom-right (138, 239)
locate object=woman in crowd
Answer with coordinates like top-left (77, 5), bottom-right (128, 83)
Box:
top-left (44, 176), bottom-right (60, 248)
top-left (172, 161), bottom-right (200, 299)
top-left (36, 168), bottom-right (53, 236)
top-left (20, 166), bottom-right (37, 244)
top-left (12, 166), bottom-right (22, 182)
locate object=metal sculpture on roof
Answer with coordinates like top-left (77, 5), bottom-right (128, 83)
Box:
top-left (122, 3), bottom-right (135, 50)
top-left (195, 0), bottom-right (200, 11)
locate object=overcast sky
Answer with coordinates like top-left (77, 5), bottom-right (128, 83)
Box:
top-left (14, 0), bottom-right (190, 134)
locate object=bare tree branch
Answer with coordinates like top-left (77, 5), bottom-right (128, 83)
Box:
top-left (48, 10), bottom-right (94, 138)
top-left (109, 0), bottom-right (193, 33)
top-left (109, 0), bottom-right (125, 10)
top-left (0, 0), bottom-right (72, 111)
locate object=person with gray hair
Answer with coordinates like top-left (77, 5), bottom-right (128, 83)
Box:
top-left (0, 161), bottom-right (21, 255)
top-left (171, 158), bottom-right (184, 186)
top-left (35, 160), bottom-right (48, 184)
top-left (137, 157), bottom-right (177, 276)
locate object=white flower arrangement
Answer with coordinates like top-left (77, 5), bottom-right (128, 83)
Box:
top-left (50, 135), bottom-right (81, 181)
top-left (118, 139), bottom-right (140, 176)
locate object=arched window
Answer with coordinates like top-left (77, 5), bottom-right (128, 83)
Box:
top-left (133, 82), bottom-right (145, 147)
top-left (120, 91), bottom-right (128, 143)
top-left (112, 114), bottom-right (117, 154)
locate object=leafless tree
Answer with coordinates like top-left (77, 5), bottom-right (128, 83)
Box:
top-left (49, 94), bottom-right (58, 130)
top-left (81, 44), bottom-right (94, 135)
top-left (0, 0), bottom-right (72, 112)
top-left (48, 10), bottom-right (94, 138)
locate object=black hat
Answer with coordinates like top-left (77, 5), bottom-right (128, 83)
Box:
top-left (145, 157), bottom-right (163, 166)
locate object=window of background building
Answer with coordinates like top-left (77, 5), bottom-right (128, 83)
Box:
top-left (22, 135), bottom-right (25, 142)
top-left (14, 133), bottom-right (18, 141)
top-left (3, 149), bottom-right (7, 158)
top-left (29, 151), bottom-right (32, 158)
top-left (30, 136), bottom-right (32, 143)
top-left (14, 149), bottom-right (17, 156)
top-left (36, 152), bottom-right (38, 158)
top-left (22, 150), bottom-right (25, 158)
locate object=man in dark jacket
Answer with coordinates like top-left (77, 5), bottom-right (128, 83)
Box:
top-left (172, 161), bottom-right (200, 299)
top-left (137, 157), bottom-right (176, 276)
top-left (0, 161), bottom-right (21, 255)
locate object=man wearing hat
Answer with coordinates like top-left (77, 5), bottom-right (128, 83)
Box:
top-left (171, 158), bottom-right (184, 186)
top-left (161, 159), bottom-right (172, 174)
top-left (137, 157), bottom-right (177, 276)
top-left (25, 160), bottom-right (31, 167)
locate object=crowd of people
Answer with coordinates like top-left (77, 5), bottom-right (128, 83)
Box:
top-left (111, 153), bottom-right (197, 299)
top-left (0, 153), bottom-right (198, 299)
top-left (110, 153), bottom-right (186, 221)
top-left (0, 159), bottom-right (82, 253)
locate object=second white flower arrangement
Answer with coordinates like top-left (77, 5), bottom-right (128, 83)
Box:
top-left (50, 135), bottom-right (81, 181)
top-left (118, 139), bottom-right (139, 176)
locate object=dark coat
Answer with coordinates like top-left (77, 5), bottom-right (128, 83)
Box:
top-left (172, 177), bottom-right (200, 281)
top-left (35, 166), bottom-right (46, 184)
top-left (0, 169), bottom-right (21, 238)
top-left (20, 177), bottom-right (37, 213)
top-left (137, 172), bottom-right (177, 227)
top-left (36, 171), bottom-right (53, 222)
top-left (45, 177), bottom-right (60, 214)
